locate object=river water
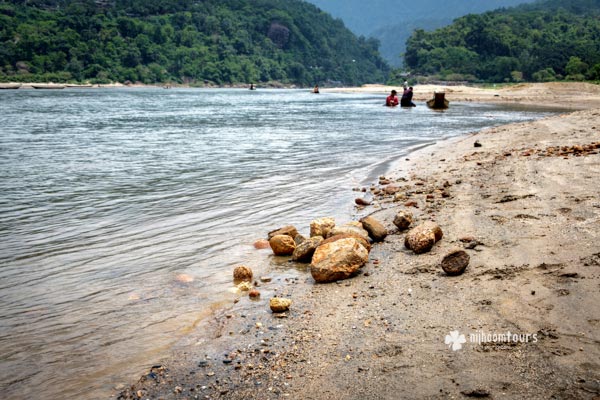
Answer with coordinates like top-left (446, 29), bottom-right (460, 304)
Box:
top-left (0, 88), bottom-right (562, 399)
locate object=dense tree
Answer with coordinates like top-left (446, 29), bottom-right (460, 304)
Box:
top-left (0, 0), bottom-right (390, 85)
top-left (402, 0), bottom-right (600, 82)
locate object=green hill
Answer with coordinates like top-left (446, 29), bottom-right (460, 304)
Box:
top-left (0, 0), bottom-right (389, 85)
top-left (403, 0), bottom-right (600, 82)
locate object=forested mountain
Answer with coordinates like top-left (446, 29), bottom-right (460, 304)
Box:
top-left (306, 0), bottom-right (536, 65)
top-left (404, 0), bottom-right (600, 82)
top-left (0, 0), bottom-right (389, 85)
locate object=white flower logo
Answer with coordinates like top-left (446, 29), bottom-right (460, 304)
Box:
top-left (445, 330), bottom-right (467, 351)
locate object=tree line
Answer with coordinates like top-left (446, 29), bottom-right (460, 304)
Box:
top-left (0, 0), bottom-right (389, 85)
top-left (402, 0), bottom-right (600, 83)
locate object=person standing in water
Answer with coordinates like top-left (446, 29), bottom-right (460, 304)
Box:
top-left (401, 86), bottom-right (416, 107)
top-left (313, 84), bottom-right (320, 94)
top-left (386, 89), bottom-right (399, 107)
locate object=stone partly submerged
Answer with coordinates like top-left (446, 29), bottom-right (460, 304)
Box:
top-left (267, 225), bottom-right (298, 240)
top-left (269, 234), bottom-right (296, 256)
top-left (292, 236), bottom-right (323, 263)
top-left (233, 265), bottom-right (253, 282)
top-left (310, 237), bottom-right (369, 283)
top-left (404, 221), bottom-right (444, 254)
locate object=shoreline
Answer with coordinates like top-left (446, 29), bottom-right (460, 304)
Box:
top-left (115, 87), bottom-right (600, 399)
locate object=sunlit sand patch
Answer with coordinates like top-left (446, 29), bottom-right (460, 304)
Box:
top-left (127, 293), bottom-right (141, 301)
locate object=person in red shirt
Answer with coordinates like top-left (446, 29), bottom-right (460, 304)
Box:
top-left (386, 89), bottom-right (399, 107)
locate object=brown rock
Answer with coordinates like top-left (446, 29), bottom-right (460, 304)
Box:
top-left (270, 297), bottom-right (291, 313)
top-left (355, 197), bottom-right (372, 206)
top-left (248, 289), bottom-right (261, 298)
top-left (269, 235), bottom-right (296, 256)
top-left (405, 201), bottom-right (419, 208)
top-left (292, 236), bottom-right (323, 263)
top-left (328, 225), bottom-right (370, 241)
top-left (441, 249), bottom-right (470, 276)
top-left (360, 216), bottom-right (388, 242)
top-left (233, 265), bottom-right (253, 281)
top-left (320, 233), bottom-right (371, 252)
top-left (384, 185), bottom-right (400, 195)
top-left (393, 211), bottom-right (413, 231)
top-left (267, 225), bottom-right (298, 240)
top-left (404, 222), bottom-right (443, 254)
top-left (294, 234), bottom-right (306, 245)
top-left (310, 217), bottom-right (336, 238)
top-left (310, 238), bottom-right (369, 283)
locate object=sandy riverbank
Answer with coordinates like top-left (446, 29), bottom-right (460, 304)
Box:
top-left (116, 87), bottom-right (600, 399)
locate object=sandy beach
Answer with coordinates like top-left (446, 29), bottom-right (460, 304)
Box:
top-left (116, 83), bottom-right (600, 399)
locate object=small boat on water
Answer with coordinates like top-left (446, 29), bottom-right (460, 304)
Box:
top-left (66, 84), bottom-right (94, 88)
top-left (426, 92), bottom-right (449, 110)
top-left (0, 83), bottom-right (22, 90)
top-left (32, 84), bottom-right (66, 90)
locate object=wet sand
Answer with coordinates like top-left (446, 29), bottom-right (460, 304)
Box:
top-left (116, 84), bottom-right (600, 399)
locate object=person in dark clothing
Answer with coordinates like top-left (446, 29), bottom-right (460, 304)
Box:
top-left (401, 86), bottom-right (416, 107)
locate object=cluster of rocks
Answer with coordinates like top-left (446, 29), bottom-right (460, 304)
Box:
top-left (353, 175), bottom-right (453, 212)
top-left (504, 142), bottom-right (600, 158)
top-left (235, 176), bottom-right (474, 314)
top-left (532, 141), bottom-right (600, 158)
top-left (266, 216), bottom-right (388, 284)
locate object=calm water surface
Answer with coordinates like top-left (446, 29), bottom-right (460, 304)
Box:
top-left (0, 88), bottom-right (562, 399)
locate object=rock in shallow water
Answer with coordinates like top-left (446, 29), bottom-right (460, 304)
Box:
top-left (233, 265), bottom-right (253, 281)
top-left (269, 234), bottom-right (296, 256)
top-left (292, 236), bottom-right (323, 263)
top-left (267, 225), bottom-right (298, 240)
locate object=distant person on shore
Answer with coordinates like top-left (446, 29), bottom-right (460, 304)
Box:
top-left (386, 89), bottom-right (399, 107)
top-left (403, 80), bottom-right (408, 90)
top-left (401, 86), bottom-right (416, 107)
top-left (249, 83), bottom-right (255, 90)
top-left (313, 84), bottom-right (320, 94)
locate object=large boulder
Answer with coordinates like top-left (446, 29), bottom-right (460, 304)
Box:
top-left (360, 216), bottom-right (388, 242)
top-left (267, 225), bottom-right (298, 240)
top-left (292, 236), bottom-right (323, 263)
top-left (310, 217), bottom-right (336, 238)
top-left (269, 234), bottom-right (296, 256)
top-left (310, 238), bottom-right (369, 283)
top-left (404, 221), bottom-right (443, 254)
top-left (393, 211), bottom-right (413, 231)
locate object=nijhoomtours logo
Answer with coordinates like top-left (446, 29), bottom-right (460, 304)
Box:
top-left (445, 330), bottom-right (538, 351)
